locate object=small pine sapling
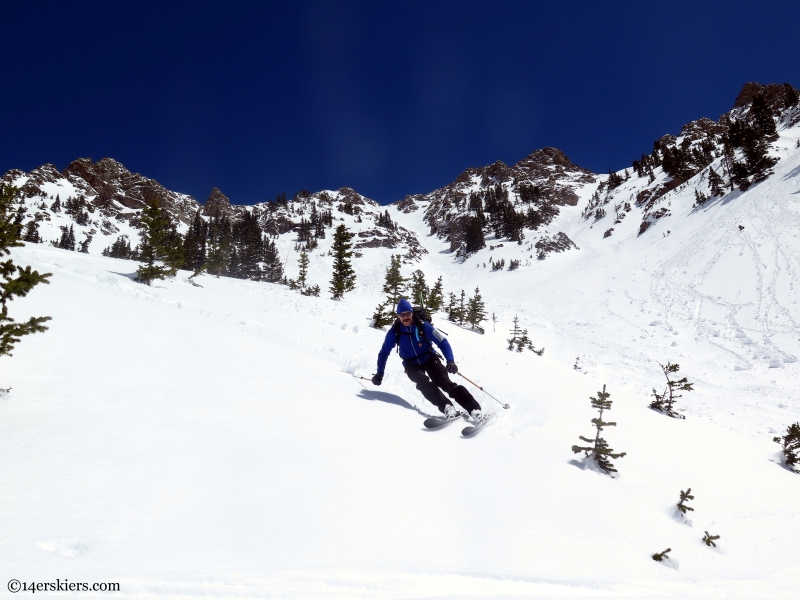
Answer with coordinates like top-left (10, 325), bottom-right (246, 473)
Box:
top-left (515, 328), bottom-right (531, 352)
top-left (651, 548), bottom-right (672, 562)
top-left (507, 315), bottom-right (522, 350)
top-left (702, 531), bottom-right (720, 547)
top-left (677, 488), bottom-right (694, 515)
top-left (573, 356), bottom-right (581, 371)
top-left (571, 385), bottom-right (626, 475)
top-left (773, 422), bottom-right (800, 473)
top-left (465, 287), bottom-right (486, 332)
top-left (650, 361), bottom-right (693, 419)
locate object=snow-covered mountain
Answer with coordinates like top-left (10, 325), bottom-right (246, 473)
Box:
top-left (3, 81), bottom-right (800, 598)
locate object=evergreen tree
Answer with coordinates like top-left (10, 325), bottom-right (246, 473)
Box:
top-left (515, 327), bottom-right (532, 352)
top-left (205, 214), bottom-right (231, 277)
top-left (135, 199), bottom-right (184, 285)
top-left (377, 210), bottom-right (395, 230)
top-left (329, 224), bottom-right (356, 300)
top-left (751, 92), bottom-right (778, 142)
top-left (53, 224), bottom-right (76, 251)
top-left (371, 255), bottom-right (406, 327)
top-left (465, 287), bottom-right (486, 331)
top-left (463, 215), bottom-right (485, 255)
top-left (263, 238), bottom-right (284, 283)
top-left (677, 488), bottom-right (694, 515)
top-left (507, 315), bottom-right (523, 350)
top-left (230, 212), bottom-right (265, 280)
top-left (409, 270), bottom-right (428, 308)
top-left (651, 548), bottom-right (672, 562)
top-left (0, 185), bottom-right (52, 357)
top-left (457, 289), bottom-right (467, 325)
top-left (446, 291), bottom-right (460, 323)
top-left (741, 126), bottom-right (777, 185)
top-left (182, 209), bottom-right (207, 273)
top-left (288, 250), bottom-right (319, 296)
top-left (702, 532), bottom-right (720, 547)
top-left (296, 250), bottom-right (310, 289)
top-left (650, 361), bottom-right (693, 418)
top-left (22, 219), bottom-right (41, 243)
top-left (77, 234), bottom-right (92, 253)
top-left (773, 422), bottom-right (800, 473)
top-left (297, 217), bottom-right (311, 243)
top-left (693, 189), bottom-right (708, 207)
top-left (102, 235), bottom-right (133, 259)
top-left (708, 167), bottom-right (725, 197)
top-left (784, 84), bottom-right (800, 108)
top-left (427, 276), bottom-right (444, 312)
top-left (50, 195), bottom-right (61, 212)
top-left (571, 385), bottom-right (626, 475)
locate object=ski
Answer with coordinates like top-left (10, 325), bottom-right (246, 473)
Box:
top-left (423, 413), bottom-right (463, 429)
top-left (461, 413), bottom-right (493, 436)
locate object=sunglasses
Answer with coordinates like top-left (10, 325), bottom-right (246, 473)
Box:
top-left (398, 311), bottom-right (413, 318)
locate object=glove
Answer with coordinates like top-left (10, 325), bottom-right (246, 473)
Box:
top-left (371, 373), bottom-right (383, 386)
top-left (446, 361), bottom-right (458, 374)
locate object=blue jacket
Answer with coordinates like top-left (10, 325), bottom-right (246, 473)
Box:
top-left (377, 319), bottom-right (454, 375)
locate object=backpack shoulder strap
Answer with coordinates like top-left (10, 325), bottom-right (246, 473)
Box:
top-left (413, 315), bottom-right (429, 342)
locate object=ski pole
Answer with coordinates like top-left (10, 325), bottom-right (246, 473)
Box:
top-left (352, 375), bottom-right (373, 382)
top-left (457, 373), bottom-right (510, 409)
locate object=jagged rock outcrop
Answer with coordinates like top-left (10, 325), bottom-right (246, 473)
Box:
top-left (535, 232), bottom-right (579, 258)
top-left (202, 187), bottom-right (232, 217)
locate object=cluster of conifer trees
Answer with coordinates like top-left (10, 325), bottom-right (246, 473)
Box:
top-left (455, 184), bottom-right (560, 256)
top-left (633, 88), bottom-right (797, 193)
top-left (98, 203), bottom-right (286, 285)
top-left (371, 260), bottom-right (486, 331)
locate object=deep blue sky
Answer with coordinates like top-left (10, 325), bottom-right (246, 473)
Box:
top-left (3, 1), bottom-right (799, 205)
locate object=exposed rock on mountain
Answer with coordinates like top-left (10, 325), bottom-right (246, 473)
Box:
top-left (4, 80), bottom-right (799, 271)
top-left (202, 187), bottom-right (232, 217)
top-left (535, 232), bottom-right (578, 258)
top-left (394, 146), bottom-right (596, 255)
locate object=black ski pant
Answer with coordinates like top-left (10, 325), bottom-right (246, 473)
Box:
top-left (404, 358), bottom-right (481, 414)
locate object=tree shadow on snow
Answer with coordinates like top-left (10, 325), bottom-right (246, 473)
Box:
top-left (108, 271), bottom-right (138, 280)
top-left (355, 389), bottom-right (430, 417)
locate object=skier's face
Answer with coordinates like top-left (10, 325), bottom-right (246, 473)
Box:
top-left (398, 311), bottom-right (413, 326)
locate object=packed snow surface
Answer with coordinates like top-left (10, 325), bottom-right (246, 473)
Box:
top-left (4, 132), bottom-right (800, 598)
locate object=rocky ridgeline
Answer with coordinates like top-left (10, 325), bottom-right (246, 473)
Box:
top-left (1, 159), bottom-right (426, 259)
top-left (198, 185), bottom-right (427, 262)
top-left (3, 81), bottom-right (798, 262)
top-left (584, 82), bottom-right (800, 237)
top-left (395, 146), bottom-right (596, 256)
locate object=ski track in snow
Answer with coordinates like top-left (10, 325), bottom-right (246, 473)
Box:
top-left (3, 132), bottom-right (800, 598)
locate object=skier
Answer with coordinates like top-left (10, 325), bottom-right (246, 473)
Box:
top-left (371, 298), bottom-right (483, 420)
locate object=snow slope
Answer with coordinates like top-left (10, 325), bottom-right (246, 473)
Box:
top-left (3, 84), bottom-right (800, 600)
top-left (2, 229), bottom-right (799, 598)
